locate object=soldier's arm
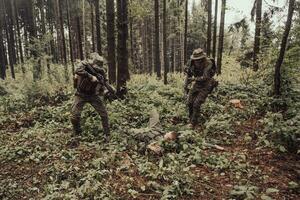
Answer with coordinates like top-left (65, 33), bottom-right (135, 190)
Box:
top-left (94, 67), bottom-right (108, 82)
top-left (75, 62), bottom-right (94, 80)
top-left (73, 74), bottom-right (78, 88)
top-left (184, 60), bottom-right (193, 90)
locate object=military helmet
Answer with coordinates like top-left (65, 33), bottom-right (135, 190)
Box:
top-left (191, 48), bottom-right (206, 60)
top-left (88, 52), bottom-right (104, 66)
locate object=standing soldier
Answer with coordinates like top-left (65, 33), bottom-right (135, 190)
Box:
top-left (71, 53), bottom-right (111, 139)
top-left (184, 48), bottom-right (218, 128)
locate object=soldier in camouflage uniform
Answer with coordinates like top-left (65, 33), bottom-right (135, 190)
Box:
top-left (184, 48), bottom-right (218, 128)
top-left (70, 53), bottom-right (110, 138)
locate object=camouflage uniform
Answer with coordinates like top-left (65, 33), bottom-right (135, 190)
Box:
top-left (184, 49), bottom-right (218, 126)
top-left (70, 54), bottom-right (110, 136)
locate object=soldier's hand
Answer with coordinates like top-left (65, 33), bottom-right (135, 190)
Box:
top-left (195, 77), bottom-right (204, 82)
top-left (91, 76), bottom-right (98, 82)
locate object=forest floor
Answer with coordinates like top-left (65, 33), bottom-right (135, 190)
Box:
top-left (0, 57), bottom-right (299, 200)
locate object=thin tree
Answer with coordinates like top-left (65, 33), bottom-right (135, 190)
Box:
top-left (141, 20), bottom-right (147, 73)
top-left (212, 0), bottom-right (218, 60)
top-left (163, 0), bottom-right (168, 84)
top-left (216, 0), bottom-right (226, 75)
top-left (117, 0), bottom-right (129, 91)
top-left (0, 0), bottom-right (7, 79)
top-left (207, 0), bottom-right (212, 56)
top-left (26, 0), bottom-right (40, 80)
top-left (46, 0), bottom-right (58, 63)
top-left (106, 0), bottom-right (116, 84)
top-left (13, 0), bottom-right (24, 64)
top-left (82, 0), bottom-right (86, 56)
top-left (183, 0), bottom-right (188, 64)
top-left (253, 0), bottom-right (262, 71)
top-left (154, 0), bottom-right (161, 78)
top-left (147, 16), bottom-right (153, 75)
top-left (57, 0), bottom-right (67, 64)
top-left (3, 0), bottom-right (15, 79)
top-left (66, 0), bottom-right (74, 72)
top-left (75, 0), bottom-right (84, 60)
top-left (95, 0), bottom-right (102, 55)
top-left (274, 0), bottom-right (295, 96)
top-left (90, 2), bottom-right (95, 52)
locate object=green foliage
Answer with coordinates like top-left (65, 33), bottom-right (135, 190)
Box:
top-left (1, 54), bottom-right (299, 199)
top-left (230, 185), bottom-right (259, 200)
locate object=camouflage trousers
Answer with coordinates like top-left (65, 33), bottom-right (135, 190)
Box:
top-left (187, 79), bottom-right (218, 125)
top-left (70, 95), bottom-right (110, 136)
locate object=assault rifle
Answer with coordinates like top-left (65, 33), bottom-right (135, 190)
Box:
top-left (84, 64), bottom-right (119, 100)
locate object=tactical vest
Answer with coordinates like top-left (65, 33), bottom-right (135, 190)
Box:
top-left (76, 76), bottom-right (99, 96)
top-left (189, 58), bottom-right (216, 78)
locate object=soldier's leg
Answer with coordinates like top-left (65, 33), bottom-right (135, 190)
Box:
top-left (70, 96), bottom-right (86, 136)
top-left (208, 78), bottom-right (218, 93)
top-left (187, 90), bottom-right (197, 122)
top-left (191, 87), bottom-right (210, 125)
top-left (90, 96), bottom-right (110, 136)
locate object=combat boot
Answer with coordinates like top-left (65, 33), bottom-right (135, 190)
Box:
top-left (71, 118), bottom-right (82, 136)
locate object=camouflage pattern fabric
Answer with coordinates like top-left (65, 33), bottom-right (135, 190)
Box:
top-left (71, 58), bottom-right (110, 137)
top-left (70, 95), bottom-right (110, 136)
top-left (184, 57), bottom-right (218, 125)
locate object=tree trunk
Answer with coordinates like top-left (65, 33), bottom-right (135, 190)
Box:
top-left (253, 0), bottom-right (262, 71)
top-left (39, 0), bottom-right (46, 35)
top-left (76, 15), bottom-right (84, 60)
top-left (82, 0), bottom-right (86, 57)
top-left (0, 0), bottom-right (6, 79)
top-left (14, 0), bottom-right (24, 64)
top-left (27, 0), bottom-right (41, 80)
top-left (217, 0), bottom-right (226, 75)
top-left (117, 0), bottom-right (129, 91)
top-left (66, 0), bottom-right (74, 72)
top-left (212, 0), bottom-right (218, 60)
top-left (274, 0), bottom-right (295, 96)
top-left (142, 20), bottom-right (148, 74)
top-left (170, 18), bottom-right (175, 73)
top-left (129, 8), bottom-right (135, 72)
top-left (46, 0), bottom-right (57, 63)
top-left (183, 0), bottom-right (188, 64)
top-left (95, 0), bottom-right (102, 55)
top-left (57, 0), bottom-right (67, 64)
top-left (91, 3), bottom-right (95, 52)
top-left (154, 0), bottom-right (161, 78)
top-left (3, 0), bottom-right (15, 78)
top-left (163, 0), bottom-right (168, 84)
top-left (207, 0), bottom-right (212, 57)
top-left (147, 16), bottom-right (153, 75)
top-left (7, 0), bottom-right (17, 65)
top-left (0, 27), bottom-right (6, 79)
top-left (106, 0), bottom-right (116, 84)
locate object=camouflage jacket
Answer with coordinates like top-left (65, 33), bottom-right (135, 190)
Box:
top-left (74, 61), bottom-right (107, 96)
top-left (184, 57), bottom-right (213, 90)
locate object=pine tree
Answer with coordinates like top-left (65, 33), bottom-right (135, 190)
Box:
top-left (154, 0), bottom-right (161, 78)
top-left (117, 0), bottom-right (129, 91)
top-left (253, 0), bottom-right (262, 71)
top-left (274, 0), bottom-right (296, 95)
top-left (106, 0), bottom-right (116, 84)
top-left (217, 0), bottom-right (226, 75)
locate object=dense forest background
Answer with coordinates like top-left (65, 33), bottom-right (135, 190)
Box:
top-left (0, 0), bottom-right (299, 199)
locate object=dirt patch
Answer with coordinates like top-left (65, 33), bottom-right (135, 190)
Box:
top-left (0, 114), bottom-right (35, 132)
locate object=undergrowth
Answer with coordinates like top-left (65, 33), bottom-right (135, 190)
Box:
top-left (0, 56), bottom-right (299, 199)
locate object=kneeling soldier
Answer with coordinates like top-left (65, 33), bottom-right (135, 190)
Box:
top-left (71, 53), bottom-right (110, 139)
